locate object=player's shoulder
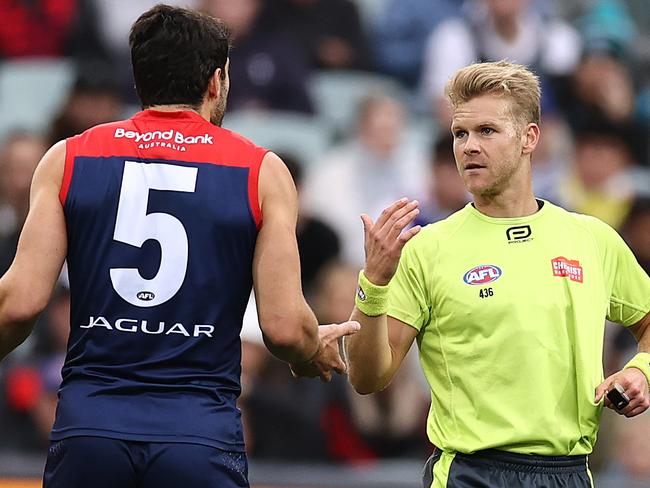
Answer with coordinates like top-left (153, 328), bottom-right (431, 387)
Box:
top-left (216, 126), bottom-right (259, 149)
top-left (68, 119), bottom-right (131, 143)
top-left (217, 126), bottom-right (270, 162)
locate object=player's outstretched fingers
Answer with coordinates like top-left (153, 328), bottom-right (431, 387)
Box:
top-left (333, 320), bottom-right (361, 338)
top-left (319, 370), bottom-right (333, 383)
top-left (332, 363), bottom-right (346, 375)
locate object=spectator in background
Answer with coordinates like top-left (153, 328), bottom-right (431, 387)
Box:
top-left (420, 0), bottom-right (581, 124)
top-left (558, 0), bottom-right (648, 166)
top-left (414, 134), bottom-right (469, 226)
top-left (48, 66), bottom-right (124, 144)
top-left (621, 197), bottom-right (650, 274)
top-left (0, 133), bottom-right (46, 274)
top-left (560, 121), bottom-right (637, 229)
top-left (0, 0), bottom-right (106, 60)
top-left (240, 264), bottom-right (368, 464)
top-left (238, 292), bottom-right (271, 455)
top-left (200, 0), bottom-right (314, 113)
top-left (304, 94), bottom-right (428, 265)
top-left (25, 286), bottom-right (71, 443)
top-left (310, 261), bottom-right (391, 463)
top-left (268, 0), bottom-right (370, 70)
top-left (311, 261), bottom-right (429, 460)
top-left (0, 286), bottom-right (70, 453)
top-left (605, 198), bottom-right (650, 375)
top-left (244, 348), bottom-right (334, 462)
top-left (373, 0), bottom-right (461, 87)
top-left (281, 153), bottom-right (341, 297)
top-left (529, 114), bottom-right (573, 204)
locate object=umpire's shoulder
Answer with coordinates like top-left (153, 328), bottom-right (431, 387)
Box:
top-left (560, 206), bottom-right (624, 247)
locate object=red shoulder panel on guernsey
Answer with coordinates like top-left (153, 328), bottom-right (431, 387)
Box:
top-left (58, 109), bottom-right (269, 228)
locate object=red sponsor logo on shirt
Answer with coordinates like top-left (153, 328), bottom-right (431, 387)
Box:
top-left (551, 257), bottom-right (583, 283)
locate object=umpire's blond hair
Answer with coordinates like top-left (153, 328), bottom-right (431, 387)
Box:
top-left (445, 60), bottom-right (541, 127)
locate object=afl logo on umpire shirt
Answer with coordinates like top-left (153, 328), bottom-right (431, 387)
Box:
top-left (463, 265), bottom-right (503, 285)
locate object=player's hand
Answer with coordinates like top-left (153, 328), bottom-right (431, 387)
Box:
top-left (290, 321), bottom-right (360, 382)
top-left (595, 368), bottom-right (650, 417)
top-left (361, 198), bottom-right (421, 286)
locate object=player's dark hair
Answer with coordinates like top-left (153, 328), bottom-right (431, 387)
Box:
top-left (129, 4), bottom-right (231, 108)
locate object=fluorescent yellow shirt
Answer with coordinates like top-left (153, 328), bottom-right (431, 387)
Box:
top-left (388, 201), bottom-right (650, 456)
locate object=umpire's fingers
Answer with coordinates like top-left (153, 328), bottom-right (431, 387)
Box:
top-left (360, 214), bottom-right (374, 239)
top-left (386, 206), bottom-right (420, 243)
top-left (379, 200), bottom-right (419, 237)
top-left (624, 404), bottom-right (650, 417)
top-left (374, 198), bottom-right (409, 230)
top-left (595, 380), bottom-right (611, 403)
top-left (398, 224), bottom-right (422, 248)
top-left (619, 392), bottom-right (650, 416)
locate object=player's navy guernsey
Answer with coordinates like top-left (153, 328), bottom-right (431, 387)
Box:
top-left (51, 110), bottom-right (268, 451)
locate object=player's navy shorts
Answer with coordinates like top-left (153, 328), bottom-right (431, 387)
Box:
top-left (422, 448), bottom-right (593, 488)
top-left (43, 436), bottom-right (249, 488)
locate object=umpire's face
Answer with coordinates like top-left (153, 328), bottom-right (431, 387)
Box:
top-left (450, 94), bottom-right (534, 199)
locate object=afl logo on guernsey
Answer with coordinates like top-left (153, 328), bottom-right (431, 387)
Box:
top-left (137, 291), bottom-right (155, 301)
top-left (463, 265), bottom-right (502, 285)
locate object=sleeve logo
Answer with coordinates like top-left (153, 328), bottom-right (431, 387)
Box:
top-left (463, 265), bottom-right (502, 285)
top-left (551, 257), bottom-right (584, 283)
top-left (357, 286), bottom-right (367, 301)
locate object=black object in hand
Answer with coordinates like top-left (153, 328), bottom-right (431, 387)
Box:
top-left (607, 384), bottom-right (630, 410)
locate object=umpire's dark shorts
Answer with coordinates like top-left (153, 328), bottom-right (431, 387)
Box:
top-left (422, 448), bottom-right (593, 488)
top-left (43, 436), bottom-right (249, 488)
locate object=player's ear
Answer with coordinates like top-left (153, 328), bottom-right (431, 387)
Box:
top-left (521, 123), bottom-right (540, 155)
top-left (207, 69), bottom-right (222, 100)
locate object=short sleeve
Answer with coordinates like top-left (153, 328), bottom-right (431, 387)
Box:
top-left (387, 233), bottom-right (434, 331)
top-left (588, 217), bottom-right (650, 326)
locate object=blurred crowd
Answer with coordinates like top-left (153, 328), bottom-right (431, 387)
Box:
top-left (0, 0), bottom-right (649, 484)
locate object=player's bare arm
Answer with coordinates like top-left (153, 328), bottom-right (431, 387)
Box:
top-left (0, 141), bottom-right (67, 361)
top-left (253, 152), bottom-right (358, 381)
top-left (346, 198), bottom-right (421, 394)
top-left (595, 311), bottom-right (650, 417)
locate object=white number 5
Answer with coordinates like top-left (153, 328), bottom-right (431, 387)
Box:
top-left (110, 161), bottom-right (198, 307)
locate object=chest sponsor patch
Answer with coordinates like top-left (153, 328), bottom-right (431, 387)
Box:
top-left (551, 256), bottom-right (583, 283)
top-left (463, 265), bottom-right (502, 285)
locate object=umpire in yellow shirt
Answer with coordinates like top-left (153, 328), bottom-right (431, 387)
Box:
top-left (345, 60), bottom-right (650, 488)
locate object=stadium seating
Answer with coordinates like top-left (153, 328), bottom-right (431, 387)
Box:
top-left (308, 70), bottom-right (411, 136)
top-left (0, 59), bottom-right (76, 141)
top-left (223, 110), bottom-right (334, 166)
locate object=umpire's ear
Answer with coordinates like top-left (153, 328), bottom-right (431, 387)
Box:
top-left (521, 122), bottom-right (540, 155)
